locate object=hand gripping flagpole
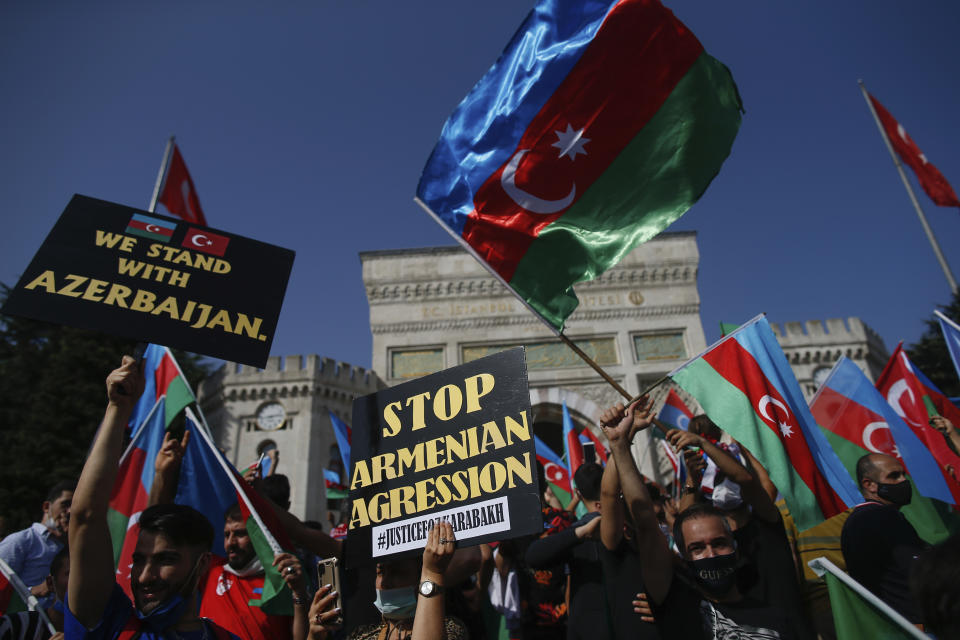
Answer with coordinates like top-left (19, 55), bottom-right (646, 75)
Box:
top-left (148, 136), bottom-right (175, 213)
top-left (414, 196), bottom-right (634, 401)
top-left (858, 80), bottom-right (958, 295)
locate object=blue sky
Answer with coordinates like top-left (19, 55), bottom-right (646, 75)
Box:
top-left (2, 1), bottom-right (959, 373)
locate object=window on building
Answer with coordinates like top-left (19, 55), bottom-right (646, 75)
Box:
top-left (461, 337), bottom-right (618, 370)
top-left (632, 331), bottom-right (686, 362)
top-left (390, 347), bottom-right (445, 379)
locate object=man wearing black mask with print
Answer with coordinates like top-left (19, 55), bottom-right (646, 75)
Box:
top-left (841, 453), bottom-right (927, 624)
top-left (599, 399), bottom-right (795, 639)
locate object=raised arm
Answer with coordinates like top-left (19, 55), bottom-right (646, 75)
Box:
top-left (414, 521), bottom-right (455, 639)
top-left (600, 454), bottom-right (624, 551)
top-left (931, 416), bottom-right (960, 457)
top-left (600, 398), bottom-right (673, 605)
top-left (148, 430), bottom-right (190, 506)
top-left (68, 356), bottom-right (145, 628)
top-left (667, 429), bottom-right (780, 524)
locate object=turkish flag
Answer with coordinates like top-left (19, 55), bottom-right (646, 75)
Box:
top-left (869, 94), bottom-right (960, 207)
top-left (158, 144), bottom-right (209, 225)
top-left (182, 227), bottom-right (230, 256)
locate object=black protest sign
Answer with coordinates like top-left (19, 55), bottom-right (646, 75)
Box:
top-left (1, 195), bottom-right (294, 367)
top-left (345, 347), bottom-right (541, 567)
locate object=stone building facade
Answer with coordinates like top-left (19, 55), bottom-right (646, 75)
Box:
top-left (198, 355), bottom-right (385, 523)
top-left (360, 233), bottom-right (708, 482)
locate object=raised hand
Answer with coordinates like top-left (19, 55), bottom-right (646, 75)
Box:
top-left (105, 355), bottom-right (145, 412)
top-left (423, 520), bottom-right (456, 581)
top-left (307, 584), bottom-right (341, 640)
top-left (155, 430), bottom-right (190, 476)
top-left (599, 396), bottom-right (653, 446)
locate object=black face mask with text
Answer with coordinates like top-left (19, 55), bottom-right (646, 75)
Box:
top-left (876, 479), bottom-right (912, 506)
top-left (687, 552), bottom-right (738, 598)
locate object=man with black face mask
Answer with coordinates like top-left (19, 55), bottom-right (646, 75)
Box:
top-left (600, 399), bottom-right (796, 640)
top-left (841, 452), bottom-right (927, 624)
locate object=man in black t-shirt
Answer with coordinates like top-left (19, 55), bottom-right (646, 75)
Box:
top-left (599, 399), bottom-right (795, 640)
top-left (841, 453), bottom-right (927, 623)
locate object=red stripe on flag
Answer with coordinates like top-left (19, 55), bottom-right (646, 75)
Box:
top-left (704, 338), bottom-right (849, 518)
top-left (156, 352), bottom-right (180, 400)
top-left (811, 387), bottom-right (899, 458)
top-left (464, 0), bottom-right (704, 281)
top-left (666, 389), bottom-right (694, 417)
top-left (109, 447), bottom-right (150, 517)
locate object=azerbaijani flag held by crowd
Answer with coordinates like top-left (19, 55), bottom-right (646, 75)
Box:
top-left (935, 310), bottom-right (960, 386)
top-left (875, 345), bottom-right (960, 499)
top-left (670, 315), bottom-right (862, 531)
top-left (535, 435), bottom-right (573, 495)
top-left (810, 358), bottom-right (954, 543)
top-left (128, 344), bottom-right (195, 430)
top-left (562, 401), bottom-right (584, 482)
top-left (416, 0), bottom-right (742, 330)
top-left (329, 411), bottom-right (352, 478)
top-left (658, 388), bottom-right (694, 430)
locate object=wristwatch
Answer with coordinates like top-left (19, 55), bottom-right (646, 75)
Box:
top-left (419, 580), bottom-right (445, 597)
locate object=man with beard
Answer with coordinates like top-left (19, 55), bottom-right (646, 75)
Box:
top-left (66, 355), bottom-right (240, 639)
top-left (0, 481), bottom-right (73, 608)
top-left (599, 398), bottom-right (795, 640)
top-left (196, 503), bottom-right (301, 640)
top-left (841, 453), bottom-right (927, 624)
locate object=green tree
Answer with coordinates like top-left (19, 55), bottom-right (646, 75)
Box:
top-left (907, 290), bottom-right (960, 398)
top-left (0, 286), bottom-right (209, 534)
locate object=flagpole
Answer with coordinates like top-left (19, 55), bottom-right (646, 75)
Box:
top-left (148, 136), bottom-right (175, 213)
top-left (858, 80), bottom-right (958, 295)
top-left (117, 396), bottom-right (164, 467)
top-left (808, 557), bottom-right (928, 640)
top-left (0, 558), bottom-right (57, 635)
top-left (414, 196), bottom-right (633, 400)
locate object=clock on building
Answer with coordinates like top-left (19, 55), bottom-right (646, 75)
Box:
top-left (256, 402), bottom-right (287, 431)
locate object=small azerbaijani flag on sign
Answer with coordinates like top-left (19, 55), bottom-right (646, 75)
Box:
top-left (126, 213), bottom-right (177, 242)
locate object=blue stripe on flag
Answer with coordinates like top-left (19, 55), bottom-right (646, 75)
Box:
top-left (417, 0), bottom-right (619, 234)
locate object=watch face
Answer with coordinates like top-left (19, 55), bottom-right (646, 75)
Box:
top-left (256, 402), bottom-right (286, 431)
top-left (419, 581), bottom-right (434, 596)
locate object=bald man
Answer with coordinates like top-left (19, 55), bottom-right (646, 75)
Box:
top-left (841, 453), bottom-right (927, 624)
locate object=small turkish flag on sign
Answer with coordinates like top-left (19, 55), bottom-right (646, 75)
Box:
top-left (182, 228), bottom-right (230, 256)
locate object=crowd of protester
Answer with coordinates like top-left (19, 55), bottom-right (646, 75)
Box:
top-left (3, 355), bottom-right (960, 639)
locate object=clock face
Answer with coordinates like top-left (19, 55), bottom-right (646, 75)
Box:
top-left (256, 402), bottom-right (286, 431)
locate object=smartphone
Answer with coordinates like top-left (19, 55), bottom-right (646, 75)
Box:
top-left (317, 557), bottom-right (343, 624)
top-left (582, 441), bottom-right (596, 464)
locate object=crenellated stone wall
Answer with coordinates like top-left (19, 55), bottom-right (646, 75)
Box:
top-left (198, 355), bottom-right (386, 523)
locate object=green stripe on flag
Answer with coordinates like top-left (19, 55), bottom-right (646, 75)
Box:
top-left (510, 53), bottom-right (742, 328)
top-left (823, 571), bottom-right (916, 639)
top-left (164, 375), bottom-right (194, 427)
top-left (107, 508), bottom-right (129, 567)
top-left (246, 516), bottom-right (293, 616)
top-left (821, 428), bottom-right (953, 544)
top-left (673, 357), bottom-right (823, 530)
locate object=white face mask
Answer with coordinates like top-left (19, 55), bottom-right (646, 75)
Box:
top-left (710, 479), bottom-right (744, 511)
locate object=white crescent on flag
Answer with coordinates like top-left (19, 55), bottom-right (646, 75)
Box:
top-left (862, 421), bottom-right (900, 458)
top-left (886, 379), bottom-right (921, 427)
top-left (501, 149), bottom-right (576, 214)
top-left (757, 395), bottom-right (795, 438)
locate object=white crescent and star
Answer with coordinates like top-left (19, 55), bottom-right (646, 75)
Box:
top-left (758, 395), bottom-right (794, 438)
top-left (862, 421), bottom-right (900, 458)
top-left (886, 379), bottom-right (921, 427)
top-left (500, 123), bottom-right (588, 215)
top-left (145, 224), bottom-right (161, 233)
top-left (897, 124), bottom-right (928, 165)
top-left (191, 233), bottom-right (213, 247)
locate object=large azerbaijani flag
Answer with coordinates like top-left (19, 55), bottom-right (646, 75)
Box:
top-left (670, 315), bottom-right (862, 531)
top-left (535, 435), bottom-right (573, 497)
top-left (810, 357), bottom-right (954, 543)
top-left (876, 345), bottom-right (960, 501)
top-left (416, 0), bottom-right (742, 330)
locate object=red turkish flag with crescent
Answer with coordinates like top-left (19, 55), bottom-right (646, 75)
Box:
top-left (158, 144), bottom-right (209, 225)
top-left (869, 94), bottom-right (960, 208)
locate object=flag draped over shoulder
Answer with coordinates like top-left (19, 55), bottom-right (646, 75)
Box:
top-left (416, 0), bottom-right (742, 330)
top-left (868, 93), bottom-right (960, 208)
top-left (158, 143), bottom-right (208, 225)
top-left (810, 357), bottom-right (953, 543)
top-left (875, 345), bottom-right (960, 502)
top-left (670, 315), bottom-right (861, 530)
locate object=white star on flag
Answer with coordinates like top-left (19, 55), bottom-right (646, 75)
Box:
top-left (552, 124), bottom-right (590, 161)
top-left (778, 422), bottom-right (794, 438)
